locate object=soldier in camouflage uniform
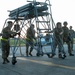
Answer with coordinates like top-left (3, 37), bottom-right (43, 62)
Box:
top-left (26, 24), bottom-right (36, 56)
top-left (62, 21), bottom-right (74, 56)
top-left (69, 26), bottom-right (75, 51)
top-left (50, 22), bottom-right (66, 59)
top-left (1, 21), bottom-right (17, 64)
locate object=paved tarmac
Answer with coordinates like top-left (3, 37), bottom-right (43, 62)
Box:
top-left (0, 44), bottom-right (75, 75)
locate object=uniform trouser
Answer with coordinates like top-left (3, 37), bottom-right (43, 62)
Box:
top-left (66, 41), bottom-right (72, 54)
top-left (1, 40), bottom-right (10, 60)
top-left (71, 39), bottom-right (73, 51)
top-left (63, 37), bottom-right (73, 54)
top-left (26, 40), bottom-right (34, 54)
top-left (51, 37), bottom-right (65, 55)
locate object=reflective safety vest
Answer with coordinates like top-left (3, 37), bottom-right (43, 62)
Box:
top-left (1, 38), bottom-right (8, 41)
top-left (26, 38), bottom-right (31, 41)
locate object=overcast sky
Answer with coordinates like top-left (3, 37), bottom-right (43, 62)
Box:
top-left (51, 0), bottom-right (75, 30)
top-left (0, 0), bottom-right (75, 32)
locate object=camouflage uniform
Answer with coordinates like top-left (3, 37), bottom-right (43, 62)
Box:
top-left (1, 21), bottom-right (17, 64)
top-left (51, 22), bottom-right (66, 58)
top-left (69, 26), bottom-right (75, 51)
top-left (62, 22), bottom-right (74, 56)
top-left (26, 24), bottom-right (35, 56)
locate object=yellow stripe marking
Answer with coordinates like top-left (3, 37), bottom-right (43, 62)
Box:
top-left (17, 57), bottom-right (75, 70)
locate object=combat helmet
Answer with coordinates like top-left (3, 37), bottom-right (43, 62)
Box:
top-left (63, 21), bottom-right (68, 25)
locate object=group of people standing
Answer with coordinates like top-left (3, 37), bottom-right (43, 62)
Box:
top-left (1, 20), bottom-right (75, 64)
top-left (1, 21), bottom-right (36, 64)
top-left (50, 21), bottom-right (74, 59)
top-left (25, 21), bottom-right (75, 59)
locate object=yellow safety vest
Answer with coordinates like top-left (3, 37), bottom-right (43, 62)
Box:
top-left (26, 38), bottom-right (31, 41)
top-left (1, 38), bottom-right (8, 41)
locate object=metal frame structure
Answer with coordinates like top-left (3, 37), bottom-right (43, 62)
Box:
top-left (1, 0), bottom-right (55, 65)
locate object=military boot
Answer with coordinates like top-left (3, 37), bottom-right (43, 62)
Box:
top-left (50, 53), bottom-right (55, 58)
top-left (29, 51), bottom-right (33, 56)
top-left (69, 53), bottom-right (74, 56)
top-left (58, 53), bottom-right (66, 59)
top-left (2, 59), bottom-right (7, 64)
